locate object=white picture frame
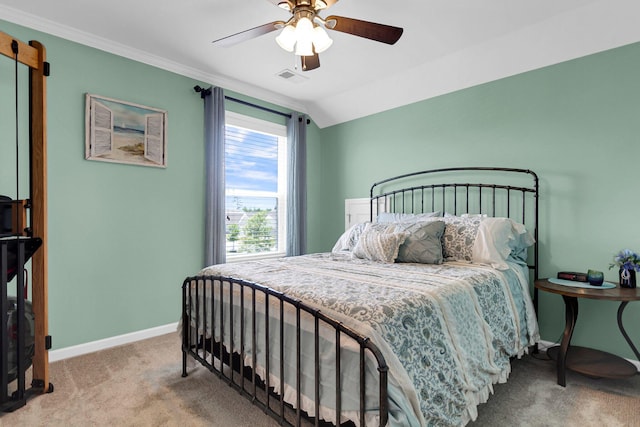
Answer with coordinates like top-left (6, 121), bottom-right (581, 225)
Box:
top-left (85, 93), bottom-right (167, 168)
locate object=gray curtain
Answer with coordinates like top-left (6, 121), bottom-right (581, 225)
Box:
top-left (286, 113), bottom-right (307, 256)
top-left (204, 87), bottom-right (226, 266)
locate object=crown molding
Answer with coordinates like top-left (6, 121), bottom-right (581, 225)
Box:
top-left (0, 5), bottom-right (308, 116)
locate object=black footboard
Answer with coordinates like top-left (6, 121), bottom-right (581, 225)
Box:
top-left (181, 275), bottom-right (389, 427)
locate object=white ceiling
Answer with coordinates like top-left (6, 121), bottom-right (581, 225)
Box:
top-left (1, 0), bottom-right (639, 128)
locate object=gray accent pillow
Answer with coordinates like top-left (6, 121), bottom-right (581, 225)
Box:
top-left (395, 220), bottom-right (445, 264)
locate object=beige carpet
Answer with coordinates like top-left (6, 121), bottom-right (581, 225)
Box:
top-left (0, 334), bottom-right (638, 426)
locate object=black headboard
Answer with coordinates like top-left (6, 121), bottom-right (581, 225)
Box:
top-left (369, 167), bottom-right (539, 281)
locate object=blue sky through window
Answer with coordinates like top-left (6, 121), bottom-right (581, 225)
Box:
top-left (225, 124), bottom-right (279, 211)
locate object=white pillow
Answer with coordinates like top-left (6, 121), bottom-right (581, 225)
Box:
top-left (443, 215), bottom-right (535, 270)
top-left (331, 222), bottom-right (368, 253)
top-left (475, 218), bottom-right (535, 269)
top-left (472, 218), bottom-right (516, 269)
top-left (508, 221), bottom-right (536, 263)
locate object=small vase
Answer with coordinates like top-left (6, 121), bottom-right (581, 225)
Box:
top-left (619, 268), bottom-right (637, 288)
top-left (587, 269), bottom-right (604, 286)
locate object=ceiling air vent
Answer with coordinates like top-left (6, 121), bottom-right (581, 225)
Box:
top-left (276, 69), bottom-right (308, 84)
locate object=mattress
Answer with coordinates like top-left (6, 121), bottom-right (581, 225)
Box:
top-left (185, 252), bottom-right (539, 426)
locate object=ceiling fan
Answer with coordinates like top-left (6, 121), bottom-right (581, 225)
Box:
top-left (212, 0), bottom-right (403, 71)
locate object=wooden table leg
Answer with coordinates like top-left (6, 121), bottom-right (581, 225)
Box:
top-left (617, 301), bottom-right (640, 362)
top-left (558, 295), bottom-right (578, 387)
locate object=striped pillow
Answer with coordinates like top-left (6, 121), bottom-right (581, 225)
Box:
top-left (352, 223), bottom-right (408, 263)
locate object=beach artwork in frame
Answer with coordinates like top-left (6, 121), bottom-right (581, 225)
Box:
top-left (85, 94), bottom-right (167, 167)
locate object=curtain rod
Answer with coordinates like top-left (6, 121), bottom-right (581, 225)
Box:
top-left (226, 95), bottom-right (291, 119)
top-left (193, 85), bottom-right (309, 124)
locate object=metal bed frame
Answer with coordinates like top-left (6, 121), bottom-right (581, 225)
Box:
top-left (370, 166), bottom-right (539, 283)
top-left (181, 166), bottom-right (539, 427)
top-left (182, 276), bottom-right (388, 426)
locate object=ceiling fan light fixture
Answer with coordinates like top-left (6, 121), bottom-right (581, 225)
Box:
top-left (294, 37), bottom-right (314, 56)
top-left (312, 25), bottom-right (332, 53)
top-left (314, 0), bottom-right (327, 10)
top-left (294, 16), bottom-right (314, 41)
top-left (275, 24), bottom-right (296, 52)
top-left (293, 16), bottom-right (315, 56)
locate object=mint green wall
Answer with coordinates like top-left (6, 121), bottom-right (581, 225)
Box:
top-left (305, 120), bottom-right (327, 250)
top-left (1, 20), bottom-right (207, 349)
top-left (308, 43), bottom-right (640, 361)
top-left (0, 20), bottom-right (301, 350)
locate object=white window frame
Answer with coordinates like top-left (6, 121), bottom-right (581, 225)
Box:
top-left (225, 111), bottom-right (288, 262)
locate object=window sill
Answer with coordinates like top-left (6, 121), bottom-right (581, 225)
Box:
top-left (226, 252), bottom-right (286, 263)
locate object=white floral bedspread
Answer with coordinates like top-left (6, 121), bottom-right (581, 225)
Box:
top-left (199, 253), bottom-right (539, 426)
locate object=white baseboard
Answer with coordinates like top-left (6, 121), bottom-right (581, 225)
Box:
top-left (49, 322), bottom-right (179, 362)
top-left (537, 339), bottom-right (640, 371)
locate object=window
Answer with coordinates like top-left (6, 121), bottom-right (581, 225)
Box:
top-left (225, 111), bottom-right (287, 260)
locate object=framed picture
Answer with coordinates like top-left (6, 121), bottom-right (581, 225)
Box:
top-left (85, 93), bottom-right (167, 167)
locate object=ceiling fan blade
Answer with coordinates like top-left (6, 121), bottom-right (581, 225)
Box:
top-left (212, 22), bottom-right (281, 47)
top-left (301, 53), bottom-right (320, 71)
top-left (325, 15), bottom-right (403, 45)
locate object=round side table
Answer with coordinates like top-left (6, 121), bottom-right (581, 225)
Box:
top-left (534, 279), bottom-right (640, 387)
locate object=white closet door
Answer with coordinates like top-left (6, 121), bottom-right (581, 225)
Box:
top-left (344, 198), bottom-right (387, 230)
top-left (91, 100), bottom-right (113, 156)
top-left (344, 198), bottom-right (370, 230)
top-left (144, 113), bottom-right (164, 165)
